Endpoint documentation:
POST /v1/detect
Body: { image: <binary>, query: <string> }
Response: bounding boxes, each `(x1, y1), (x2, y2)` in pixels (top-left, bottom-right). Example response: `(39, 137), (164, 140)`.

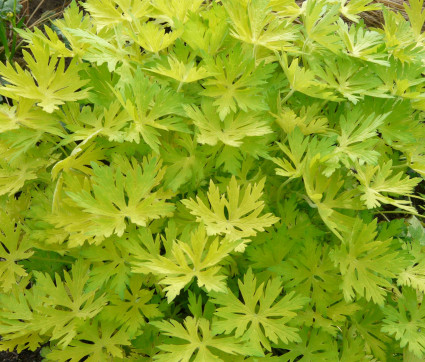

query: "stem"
(281, 88), (295, 104)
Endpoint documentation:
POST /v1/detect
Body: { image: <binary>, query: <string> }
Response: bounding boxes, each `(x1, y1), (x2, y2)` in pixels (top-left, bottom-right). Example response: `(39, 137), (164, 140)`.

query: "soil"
(24, 0), (72, 26)
(0, 348), (44, 361)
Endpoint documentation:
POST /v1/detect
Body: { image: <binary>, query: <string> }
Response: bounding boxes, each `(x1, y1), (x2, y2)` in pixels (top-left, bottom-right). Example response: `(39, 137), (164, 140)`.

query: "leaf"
(338, 20), (389, 66)
(355, 161), (421, 212)
(150, 0), (204, 25)
(276, 53), (338, 100)
(280, 328), (339, 361)
(152, 317), (251, 361)
(184, 99), (272, 147)
(130, 20), (181, 53)
(201, 45), (276, 120)
(45, 318), (131, 361)
(82, 0), (150, 29)
(301, 0), (341, 53)
(0, 39), (89, 113)
(66, 154), (175, 238)
(224, 0), (298, 51)
(330, 218), (407, 305)
(113, 68), (186, 152)
(339, 0), (381, 23)
(382, 287), (425, 358)
(32, 260), (108, 348)
(210, 269), (308, 353)
(146, 53), (213, 86)
(133, 225), (238, 302)
(0, 212), (33, 292)
(182, 176), (279, 242)
(101, 275), (162, 338)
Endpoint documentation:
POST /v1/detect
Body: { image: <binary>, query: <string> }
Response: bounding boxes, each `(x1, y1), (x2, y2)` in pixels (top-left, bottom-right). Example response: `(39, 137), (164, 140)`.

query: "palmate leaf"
(185, 99), (273, 147)
(300, 0), (341, 53)
(279, 328), (339, 361)
(133, 225), (238, 302)
(182, 176), (279, 243)
(179, 4), (229, 55)
(276, 53), (338, 101)
(302, 156), (362, 238)
(0, 212), (33, 292)
(201, 45), (276, 120)
(45, 318), (131, 362)
(355, 160), (421, 212)
(129, 20), (181, 53)
(339, 0), (381, 23)
(0, 39), (89, 113)
(32, 260), (108, 348)
(82, 0), (150, 29)
(224, 0), (298, 51)
(64, 101), (130, 143)
(0, 277), (45, 353)
(338, 20), (389, 66)
(382, 287), (425, 358)
(210, 269), (308, 354)
(100, 275), (162, 338)
(114, 68), (186, 152)
(150, 0), (204, 25)
(146, 53), (213, 87)
(66, 154), (175, 238)
(330, 218), (408, 305)
(312, 56), (385, 103)
(152, 317), (251, 362)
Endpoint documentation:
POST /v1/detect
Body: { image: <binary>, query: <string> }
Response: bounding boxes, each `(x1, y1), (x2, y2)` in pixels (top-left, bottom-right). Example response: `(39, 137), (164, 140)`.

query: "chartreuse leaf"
(150, 0), (204, 25)
(151, 317), (251, 361)
(300, 0), (341, 53)
(129, 20), (182, 53)
(32, 260), (108, 348)
(0, 277), (45, 353)
(45, 318), (131, 361)
(330, 218), (408, 305)
(182, 176), (279, 243)
(178, 3), (228, 55)
(132, 225), (238, 302)
(65, 154), (175, 239)
(114, 68), (186, 152)
(303, 156), (361, 238)
(339, 0), (381, 23)
(82, 0), (150, 29)
(210, 269), (308, 354)
(100, 275), (162, 338)
(202, 45), (276, 120)
(382, 287), (425, 358)
(184, 99), (272, 147)
(0, 212), (33, 292)
(398, 233), (425, 293)
(404, 0), (425, 41)
(0, 39), (89, 113)
(276, 53), (337, 101)
(355, 160), (421, 212)
(338, 20), (389, 66)
(279, 328), (339, 361)
(224, 0), (298, 51)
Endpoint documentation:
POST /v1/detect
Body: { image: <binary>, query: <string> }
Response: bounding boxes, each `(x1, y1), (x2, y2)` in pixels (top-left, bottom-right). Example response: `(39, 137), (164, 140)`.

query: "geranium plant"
(1, 0), (425, 360)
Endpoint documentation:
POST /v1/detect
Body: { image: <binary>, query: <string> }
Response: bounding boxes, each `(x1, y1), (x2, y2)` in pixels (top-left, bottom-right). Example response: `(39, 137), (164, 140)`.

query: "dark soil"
(24, 0), (72, 26)
(0, 348), (43, 361)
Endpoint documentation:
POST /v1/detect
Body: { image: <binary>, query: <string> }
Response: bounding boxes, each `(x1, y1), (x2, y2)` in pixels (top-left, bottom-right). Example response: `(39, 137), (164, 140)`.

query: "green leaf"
(182, 176), (279, 243)
(152, 317), (251, 361)
(133, 225), (238, 302)
(0, 39), (89, 113)
(210, 269), (308, 353)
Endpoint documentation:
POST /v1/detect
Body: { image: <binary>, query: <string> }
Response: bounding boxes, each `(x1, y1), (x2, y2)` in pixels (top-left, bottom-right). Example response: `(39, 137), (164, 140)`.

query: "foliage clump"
(1, 0), (425, 360)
